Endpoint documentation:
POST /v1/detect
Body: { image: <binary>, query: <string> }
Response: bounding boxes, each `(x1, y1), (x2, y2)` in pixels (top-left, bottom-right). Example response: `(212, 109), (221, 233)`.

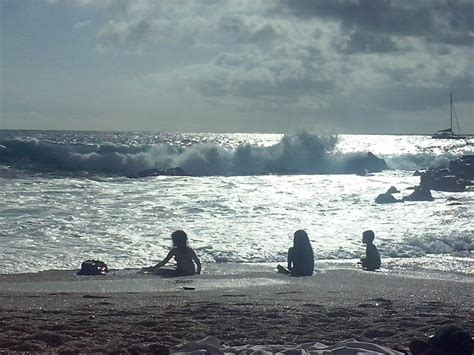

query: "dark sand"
(0, 268), (472, 353)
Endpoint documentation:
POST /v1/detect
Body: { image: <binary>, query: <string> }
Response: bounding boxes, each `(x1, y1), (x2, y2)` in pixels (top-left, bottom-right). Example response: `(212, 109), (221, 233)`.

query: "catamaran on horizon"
(432, 91), (466, 139)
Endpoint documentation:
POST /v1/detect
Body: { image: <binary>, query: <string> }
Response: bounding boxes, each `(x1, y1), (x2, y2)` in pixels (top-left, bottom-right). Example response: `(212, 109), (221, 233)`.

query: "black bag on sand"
(77, 260), (109, 275)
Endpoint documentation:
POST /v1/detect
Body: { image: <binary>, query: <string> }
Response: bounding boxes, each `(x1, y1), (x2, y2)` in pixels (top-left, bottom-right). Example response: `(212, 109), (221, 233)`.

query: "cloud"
(97, 19), (151, 45)
(277, 0), (474, 46)
(37, 0), (473, 133)
(73, 20), (92, 30)
(218, 15), (280, 45)
(339, 30), (398, 53)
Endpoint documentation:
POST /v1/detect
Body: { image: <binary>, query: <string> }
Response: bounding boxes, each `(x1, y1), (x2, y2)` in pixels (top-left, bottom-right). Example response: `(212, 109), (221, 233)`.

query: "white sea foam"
(0, 131), (472, 275)
(1, 132), (472, 177)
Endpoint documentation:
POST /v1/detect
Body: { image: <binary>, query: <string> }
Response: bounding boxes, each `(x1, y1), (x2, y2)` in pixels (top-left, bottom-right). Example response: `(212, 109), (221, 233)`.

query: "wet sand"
(0, 267), (472, 353)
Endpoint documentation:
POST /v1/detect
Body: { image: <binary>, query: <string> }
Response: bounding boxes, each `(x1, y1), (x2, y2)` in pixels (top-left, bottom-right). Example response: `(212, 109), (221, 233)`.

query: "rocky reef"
(419, 155), (474, 192)
(127, 167), (189, 179)
(374, 155), (473, 203)
(345, 152), (388, 174)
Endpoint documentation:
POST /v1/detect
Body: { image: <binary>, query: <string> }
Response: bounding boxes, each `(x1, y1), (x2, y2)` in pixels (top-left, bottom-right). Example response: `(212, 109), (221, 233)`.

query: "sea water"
(0, 130), (472, 275)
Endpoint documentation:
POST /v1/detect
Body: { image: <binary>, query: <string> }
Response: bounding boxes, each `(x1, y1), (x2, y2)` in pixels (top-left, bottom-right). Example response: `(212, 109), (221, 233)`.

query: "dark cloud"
(276, 0), (474, 46)
(219, 16), (279, 44)
(198, 72), (334, 101)
(197, 51), (335, 103)
(126, 19), (151, 42)
(338, 30), (398, 53)
(355, 86), (474, 112)
(98, 19), (151, 45)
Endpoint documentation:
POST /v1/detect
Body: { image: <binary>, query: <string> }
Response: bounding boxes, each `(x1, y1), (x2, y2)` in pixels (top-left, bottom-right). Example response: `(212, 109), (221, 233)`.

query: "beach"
(3, 0), (474, 352)
(0, 266), (472, 353)
(1, 131), (473, 353)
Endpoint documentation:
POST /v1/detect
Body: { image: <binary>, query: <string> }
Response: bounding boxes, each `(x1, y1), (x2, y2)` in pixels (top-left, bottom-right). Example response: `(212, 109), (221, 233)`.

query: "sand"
(0, 266), (472, 353)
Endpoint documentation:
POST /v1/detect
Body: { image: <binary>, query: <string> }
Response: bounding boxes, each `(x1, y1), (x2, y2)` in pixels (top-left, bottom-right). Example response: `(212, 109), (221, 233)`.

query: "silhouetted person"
(277, 230), (314, 276)
(360, 230), (381, 271)
(141, 230), (201, 277)
(409, 325), (473, 355)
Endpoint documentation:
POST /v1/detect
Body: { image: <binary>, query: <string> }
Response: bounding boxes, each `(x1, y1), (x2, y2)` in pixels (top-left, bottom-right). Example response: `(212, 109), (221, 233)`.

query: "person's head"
(362, 230), (375, 244)
(428, 325), (473, 355)
(293, 230), (311, 250)
(410, 325), (473, 355)
(171, 230), (188, 250)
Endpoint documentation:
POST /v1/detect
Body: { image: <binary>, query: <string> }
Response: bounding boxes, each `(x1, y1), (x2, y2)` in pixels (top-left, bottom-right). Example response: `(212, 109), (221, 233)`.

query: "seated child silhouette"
(141, 230), (201, 277)
(277, 230), (314, 276)
(360, 230), (381, 271)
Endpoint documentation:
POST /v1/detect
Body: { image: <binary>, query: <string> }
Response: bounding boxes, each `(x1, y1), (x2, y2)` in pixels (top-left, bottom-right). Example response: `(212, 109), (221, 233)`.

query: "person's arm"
(191, 249), (201, 274)
(143, 249), (174, 271)
(154, 249), (174, 268)
(287, 248), (294, 271)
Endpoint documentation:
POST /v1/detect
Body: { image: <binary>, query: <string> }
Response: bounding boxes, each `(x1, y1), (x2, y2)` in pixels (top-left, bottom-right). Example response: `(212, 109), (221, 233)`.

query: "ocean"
(0, 130), (472, 276)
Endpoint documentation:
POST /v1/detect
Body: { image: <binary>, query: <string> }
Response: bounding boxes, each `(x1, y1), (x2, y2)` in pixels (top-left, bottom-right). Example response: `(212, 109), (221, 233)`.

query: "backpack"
(77, 260), (109, 275)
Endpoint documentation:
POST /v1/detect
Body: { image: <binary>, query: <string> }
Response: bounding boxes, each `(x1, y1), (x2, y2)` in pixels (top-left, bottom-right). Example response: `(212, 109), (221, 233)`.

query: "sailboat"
(432, 91), (466, 139)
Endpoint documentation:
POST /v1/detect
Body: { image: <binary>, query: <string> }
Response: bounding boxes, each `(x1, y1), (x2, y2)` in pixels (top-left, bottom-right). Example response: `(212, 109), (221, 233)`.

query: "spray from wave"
(1, 131), (469, 177)
(0, 132), (344, 176)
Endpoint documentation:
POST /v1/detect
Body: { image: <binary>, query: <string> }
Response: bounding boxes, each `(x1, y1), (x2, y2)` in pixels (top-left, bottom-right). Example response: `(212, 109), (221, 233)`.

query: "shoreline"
(0, 260), (472, 291)
(0, 268), (472, 352)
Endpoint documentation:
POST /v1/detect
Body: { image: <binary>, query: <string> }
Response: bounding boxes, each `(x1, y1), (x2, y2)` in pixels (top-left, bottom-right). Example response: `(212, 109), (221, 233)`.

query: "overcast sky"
(1, 0), (473, 134)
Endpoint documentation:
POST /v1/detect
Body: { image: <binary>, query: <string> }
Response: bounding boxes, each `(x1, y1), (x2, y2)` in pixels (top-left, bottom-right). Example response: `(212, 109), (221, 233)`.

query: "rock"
(449, 155), (474, 182)
(420, 168), (467, 192)
(345, 152), (388, 174)
(375, 193), (402, 204)
(402, 186), (434, 201)
(128, 167), (189, 178)
(386, 186), (399, 194)
(375, 186), (402, 204)
(415, 155), (474, 192)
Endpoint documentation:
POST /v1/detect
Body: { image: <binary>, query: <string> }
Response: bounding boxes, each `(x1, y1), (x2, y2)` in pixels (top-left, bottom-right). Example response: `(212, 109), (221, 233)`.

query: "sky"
(1, 0), (473, 134)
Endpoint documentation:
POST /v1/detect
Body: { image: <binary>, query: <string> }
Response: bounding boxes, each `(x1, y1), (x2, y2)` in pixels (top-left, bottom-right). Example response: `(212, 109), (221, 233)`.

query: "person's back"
(361, 230), (381, 271)
(364, 243), (381, 271)
(278, 230), (314, 276)
(288, 246), (314, 276)
(174, 246), (197, 276)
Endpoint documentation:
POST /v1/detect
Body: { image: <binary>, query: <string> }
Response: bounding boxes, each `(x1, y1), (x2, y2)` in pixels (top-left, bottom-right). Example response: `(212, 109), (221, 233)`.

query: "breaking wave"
(0, 132), (343, 176)
(0, 131), (470, 177)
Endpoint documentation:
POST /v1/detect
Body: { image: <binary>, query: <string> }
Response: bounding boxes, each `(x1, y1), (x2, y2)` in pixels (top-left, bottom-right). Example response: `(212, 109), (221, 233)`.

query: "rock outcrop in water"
(345, 152), (388, 174)
(128, 167), (189, 179)
(449, 155), (474, 181)
(418, 155), (474, 192)
(375, 186), (403, 204)
(402, 186), (434, 201)
(399, 155), (474, 201)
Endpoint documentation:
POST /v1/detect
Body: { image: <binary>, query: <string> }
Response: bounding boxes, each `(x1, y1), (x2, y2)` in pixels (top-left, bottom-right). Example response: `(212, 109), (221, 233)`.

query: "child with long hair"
(277, 230), (314, 276)
(142, 230), (201, 277)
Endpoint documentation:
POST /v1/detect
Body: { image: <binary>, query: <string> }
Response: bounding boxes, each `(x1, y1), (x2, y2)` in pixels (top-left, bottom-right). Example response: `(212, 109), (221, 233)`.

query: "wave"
(383, 154), (452, 171)
(0, 132), (339, 176)
(0, 132), (466, 177)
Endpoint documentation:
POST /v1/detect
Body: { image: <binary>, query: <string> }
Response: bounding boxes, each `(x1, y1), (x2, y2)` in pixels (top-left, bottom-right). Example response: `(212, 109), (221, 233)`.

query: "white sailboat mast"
(450, 91), (453, 132)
